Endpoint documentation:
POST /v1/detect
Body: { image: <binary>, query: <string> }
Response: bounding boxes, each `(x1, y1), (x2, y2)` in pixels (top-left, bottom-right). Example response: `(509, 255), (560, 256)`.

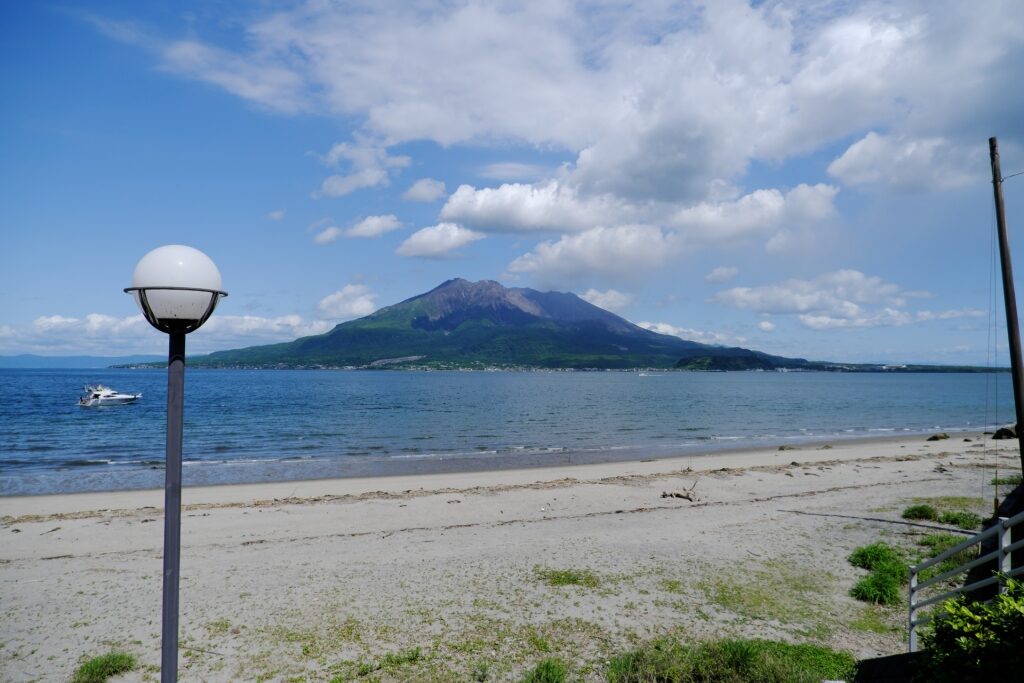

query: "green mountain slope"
(196, 278), (810, 370)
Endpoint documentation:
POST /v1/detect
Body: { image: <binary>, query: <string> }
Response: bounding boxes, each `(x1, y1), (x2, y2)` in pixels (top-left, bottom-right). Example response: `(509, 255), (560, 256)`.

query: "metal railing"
(908, 508), (1024, 651)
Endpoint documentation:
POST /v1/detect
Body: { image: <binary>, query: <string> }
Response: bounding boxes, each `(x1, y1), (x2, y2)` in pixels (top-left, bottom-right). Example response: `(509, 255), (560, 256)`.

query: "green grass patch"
(520, 658), (567, 683)
(903, 501), (982, 530)
(992, 473), (1023, 486)
(472, 660), (492, 681)
(526, 630), (552, 653)
(850, 571), (903, 605)
(845, 532), (975, 616)
(849, 542), (902, 570)
(850, 605), (899, 634)
(661, 578), (684, 594)
(329, 647), (422, 681)
(533, 566), (600, 588)
(700, 559), (834, 637)
(206, 618), (231, 636)
(848, 542), (906, 605)
(605, 638), (856, 683)
(380, 647), (421, 668)
(902, 504), (938, 521)
(912, 496), (985, 511)
(72, 651), (137, 683)
(917, 532), (964, 555)
(937, 510), (981, 530)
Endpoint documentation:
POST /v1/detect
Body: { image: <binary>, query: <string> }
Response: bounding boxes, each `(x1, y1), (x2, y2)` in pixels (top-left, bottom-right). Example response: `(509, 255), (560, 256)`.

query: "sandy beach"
(1, 433), (1016, 681)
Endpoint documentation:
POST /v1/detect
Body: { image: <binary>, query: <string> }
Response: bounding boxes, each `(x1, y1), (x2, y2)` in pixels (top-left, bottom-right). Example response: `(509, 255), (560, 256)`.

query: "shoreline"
(0, 429), (967, 511)
(0, 426), (989, 499)
(3, 432), (1018, 681)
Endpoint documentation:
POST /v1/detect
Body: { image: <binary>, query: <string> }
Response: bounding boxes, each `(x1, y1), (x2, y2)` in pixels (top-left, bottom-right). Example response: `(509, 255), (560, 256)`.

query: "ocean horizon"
(0, 367), (1014, 496)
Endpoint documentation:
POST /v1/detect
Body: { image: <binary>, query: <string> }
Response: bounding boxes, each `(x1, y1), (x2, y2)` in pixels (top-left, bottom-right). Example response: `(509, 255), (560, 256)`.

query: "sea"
(0, 368), (1014, 496)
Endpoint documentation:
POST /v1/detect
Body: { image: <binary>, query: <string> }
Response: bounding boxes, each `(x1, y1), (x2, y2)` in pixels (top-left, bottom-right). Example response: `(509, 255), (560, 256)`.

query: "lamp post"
(125, 245), (226, 683)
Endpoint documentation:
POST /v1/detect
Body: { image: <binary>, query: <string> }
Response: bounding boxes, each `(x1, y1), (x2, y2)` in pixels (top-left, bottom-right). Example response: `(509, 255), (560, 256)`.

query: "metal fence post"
(908, 567), (918, 652)
(998, 516), (1011, 593)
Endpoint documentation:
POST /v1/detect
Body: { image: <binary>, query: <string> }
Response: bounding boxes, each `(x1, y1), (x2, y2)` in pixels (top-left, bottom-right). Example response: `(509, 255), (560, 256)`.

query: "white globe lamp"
(126, 244), (227, 333)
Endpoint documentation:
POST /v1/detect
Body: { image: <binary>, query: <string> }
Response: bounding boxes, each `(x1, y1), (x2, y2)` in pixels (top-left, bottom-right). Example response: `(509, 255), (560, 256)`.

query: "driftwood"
(661, 480), (699, 502)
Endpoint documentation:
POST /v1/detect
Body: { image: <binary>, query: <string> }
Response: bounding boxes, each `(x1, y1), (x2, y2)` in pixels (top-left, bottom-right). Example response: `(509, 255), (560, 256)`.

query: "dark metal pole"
(161, 331), (186, 682)
(990, 137), (1024, 475)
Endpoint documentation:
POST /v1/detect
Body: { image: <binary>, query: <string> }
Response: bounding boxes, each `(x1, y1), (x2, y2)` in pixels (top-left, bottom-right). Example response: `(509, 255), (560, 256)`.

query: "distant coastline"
(0, 354), (163, 369)
(115, 360), (1010, 373)
(0, 354), (1010, 372)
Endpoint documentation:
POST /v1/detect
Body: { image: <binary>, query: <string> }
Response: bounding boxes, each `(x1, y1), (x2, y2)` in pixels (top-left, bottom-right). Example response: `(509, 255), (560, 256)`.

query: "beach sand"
(1, 434), (1017, 681)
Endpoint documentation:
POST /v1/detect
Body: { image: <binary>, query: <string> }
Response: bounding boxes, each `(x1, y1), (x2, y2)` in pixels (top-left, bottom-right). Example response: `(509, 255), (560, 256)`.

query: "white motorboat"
(78, 385), (142, 407)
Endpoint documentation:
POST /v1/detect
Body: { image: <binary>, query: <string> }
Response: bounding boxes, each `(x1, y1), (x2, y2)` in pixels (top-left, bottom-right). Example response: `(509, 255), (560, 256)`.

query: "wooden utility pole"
(990, 136), (1024, 475)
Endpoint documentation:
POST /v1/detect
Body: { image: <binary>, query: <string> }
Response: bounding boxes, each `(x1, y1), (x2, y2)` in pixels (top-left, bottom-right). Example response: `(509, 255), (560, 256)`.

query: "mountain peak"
(200, 278), (802, 370)
(411, 278), (546, 324)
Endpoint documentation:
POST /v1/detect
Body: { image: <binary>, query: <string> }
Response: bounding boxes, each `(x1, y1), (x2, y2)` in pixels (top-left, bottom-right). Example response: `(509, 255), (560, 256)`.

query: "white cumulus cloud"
(714, 270), (907, 317)
(441, 181), (628, 234)
(800, 308), (983, 330)
(402, 178), (447, 202)
(713, 270), (983, 330)
(200, 315), (334, 343)
(313, 226), (342, 245)
(396, 223), (485, 259)
(96, 1), (1024, 212)
(671, 184), (838, 244)
(1, 312), (333, 355)
(346, 215), (403, 238)
(705, 266), (738, 283)
(315, 136), (410, 198)
(507, 225), (679, 284)
(828, 132), (981, 191)
(580, 288), (633, 313)
(317, 284), (378, 320)
(636, 321), (744, 347)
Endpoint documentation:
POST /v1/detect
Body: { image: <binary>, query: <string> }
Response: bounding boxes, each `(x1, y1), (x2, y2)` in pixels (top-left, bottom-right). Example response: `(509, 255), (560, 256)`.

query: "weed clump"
(937, 510), (981, 530)
(605, 638), (856, 683)
(333, 647), (422, 680)
(533, 566), (600, 588)
(72, 652), (136, 683)
(902, 504), (938, 521)
(902, 503), (982, 530)
(520, 658), (567, 683)
(848, 542), (905, 605)
(849, 542), (902, 570)
(851, 571), (903, 605)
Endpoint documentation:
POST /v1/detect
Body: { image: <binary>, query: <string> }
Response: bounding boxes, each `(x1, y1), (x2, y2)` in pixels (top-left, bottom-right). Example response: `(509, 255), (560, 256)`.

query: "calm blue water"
(0, 368), (1014, 495)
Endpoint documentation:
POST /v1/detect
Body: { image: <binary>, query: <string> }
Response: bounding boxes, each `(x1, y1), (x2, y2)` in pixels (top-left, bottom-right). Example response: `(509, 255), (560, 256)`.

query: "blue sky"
(2, 0), (1023, 364)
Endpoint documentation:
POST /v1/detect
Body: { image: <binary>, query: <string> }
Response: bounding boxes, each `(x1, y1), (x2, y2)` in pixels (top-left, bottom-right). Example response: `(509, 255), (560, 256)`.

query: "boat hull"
(79, 395), (141, 407)
(78, 385), (142, 407)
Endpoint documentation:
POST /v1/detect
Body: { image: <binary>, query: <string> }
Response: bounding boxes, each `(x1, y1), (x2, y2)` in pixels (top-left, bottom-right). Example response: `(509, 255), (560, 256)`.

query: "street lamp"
(125, 245), (226, 683)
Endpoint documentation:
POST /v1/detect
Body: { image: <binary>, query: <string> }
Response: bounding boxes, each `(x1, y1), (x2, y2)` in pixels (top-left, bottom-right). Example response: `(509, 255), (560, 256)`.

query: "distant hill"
(0, 354), (164, 369)
(195, 278), (812, 370)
